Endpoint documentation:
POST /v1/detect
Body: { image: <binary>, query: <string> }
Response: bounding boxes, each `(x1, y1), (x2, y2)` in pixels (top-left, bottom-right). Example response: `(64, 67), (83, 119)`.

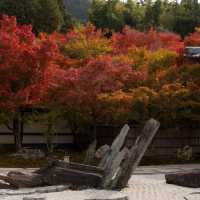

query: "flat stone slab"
(0, 185), (69, 196)
(85, 198), (129, 200)
(23, 198), (46, 200)
(166, 170), (200, 188)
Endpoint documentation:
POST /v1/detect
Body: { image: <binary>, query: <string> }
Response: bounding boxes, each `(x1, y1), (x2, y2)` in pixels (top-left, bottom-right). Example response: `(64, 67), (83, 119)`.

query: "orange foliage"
(185, 27), (200, 46)
(0, 16), (199, 128)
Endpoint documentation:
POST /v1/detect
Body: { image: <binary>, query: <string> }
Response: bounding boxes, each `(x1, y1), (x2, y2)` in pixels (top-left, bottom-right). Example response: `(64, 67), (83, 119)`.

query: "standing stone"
(95, 145), (110, 159)
(99, 124), (130, 170)
(117, 119), (160, 188)
(84, 140), (97, 165)
(102, 148), (130, 189)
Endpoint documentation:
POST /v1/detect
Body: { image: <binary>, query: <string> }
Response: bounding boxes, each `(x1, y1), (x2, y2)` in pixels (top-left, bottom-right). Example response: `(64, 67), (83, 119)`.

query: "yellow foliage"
(98, 90), (133, 105)
(63, 26), (112, 60)
(127, 47), (150, 69)
(148, 49), (177, 72)
(195, 27), (200, 34)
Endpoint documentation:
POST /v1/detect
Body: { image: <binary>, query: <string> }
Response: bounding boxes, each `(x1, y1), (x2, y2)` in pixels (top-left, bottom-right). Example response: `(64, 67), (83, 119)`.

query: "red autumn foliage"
(0, 15), (61, 112)
(184, 27), (200, 46)
(50, 56), (142, 105)
(42, 55), (145, 126)
(112, 26), (184, 54)
(0, 15), (199, 137)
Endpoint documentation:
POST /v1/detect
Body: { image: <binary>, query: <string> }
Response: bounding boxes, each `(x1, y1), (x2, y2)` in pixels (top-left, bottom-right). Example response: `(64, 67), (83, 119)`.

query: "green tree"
(0, 0), (72, 34)
(89, 0), (125, 32)
(123, 0), (144, 29)
(143, 0), (162, 29)
(89, 0), (145, 32)
(0, 0), (37, 25)
(160, 0), (200, 37)
(57, 0), (73, 32)
(175, 0), (200, 37)
(34, 0), (64, 33)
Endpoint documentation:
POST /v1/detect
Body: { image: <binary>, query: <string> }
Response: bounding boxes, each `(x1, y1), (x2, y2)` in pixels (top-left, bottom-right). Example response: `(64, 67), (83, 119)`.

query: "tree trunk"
(20, 110), (24, 143)
(46, 119), (55, 153)
(13, 110), (22, 151)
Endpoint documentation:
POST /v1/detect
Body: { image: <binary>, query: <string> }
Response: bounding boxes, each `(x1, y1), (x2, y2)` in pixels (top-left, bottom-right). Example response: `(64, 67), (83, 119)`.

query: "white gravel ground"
(0, 164), (200, 200)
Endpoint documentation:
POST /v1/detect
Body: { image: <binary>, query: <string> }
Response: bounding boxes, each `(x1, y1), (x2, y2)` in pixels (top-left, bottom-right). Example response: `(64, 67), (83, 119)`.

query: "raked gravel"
(0, 164), (200, 200)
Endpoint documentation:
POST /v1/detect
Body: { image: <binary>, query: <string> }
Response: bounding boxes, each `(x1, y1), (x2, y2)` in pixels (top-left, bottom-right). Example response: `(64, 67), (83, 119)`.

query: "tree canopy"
(89, 0), (200, 37)
(0, 0), (73, 34)
(0, 14), (200, 150)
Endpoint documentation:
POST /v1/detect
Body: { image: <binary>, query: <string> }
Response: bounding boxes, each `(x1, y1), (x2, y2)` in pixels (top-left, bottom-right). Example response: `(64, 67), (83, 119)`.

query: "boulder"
(165, 170), (200, 188)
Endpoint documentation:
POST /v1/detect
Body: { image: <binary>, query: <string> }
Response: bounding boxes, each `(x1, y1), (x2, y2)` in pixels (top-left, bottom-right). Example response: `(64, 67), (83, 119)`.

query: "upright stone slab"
(95, 145), (110, 159)
(84, 140), (97, 165)
(117, 118), (160, 188)
(102, 147), (130, 189)
(98, 124), (130, 170)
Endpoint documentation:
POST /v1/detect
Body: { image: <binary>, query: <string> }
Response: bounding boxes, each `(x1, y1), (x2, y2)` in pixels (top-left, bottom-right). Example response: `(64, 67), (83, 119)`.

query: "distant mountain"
(63, 0), (92, 22)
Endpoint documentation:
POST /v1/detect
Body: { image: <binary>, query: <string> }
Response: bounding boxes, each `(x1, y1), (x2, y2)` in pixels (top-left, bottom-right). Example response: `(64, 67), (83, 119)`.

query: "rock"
(12, 148), (45, 160)
(177, 145), (193, 161)
(95, 145), (110, 159)
(0, 182), (14, 189)
(0, 171), (44, 188)
(166, 170), (200, 188)
(0, 119), (159, 191)
(23, 198), (46, 200)
(102, 148), (130, 189)
(117, 119), (160, 189)
(63, 156), (70, 163)
(85, 197), (129, 200)
(99, 124), (130, 170)
(35, 185), (70, 193)
(84, 140), (97, 164)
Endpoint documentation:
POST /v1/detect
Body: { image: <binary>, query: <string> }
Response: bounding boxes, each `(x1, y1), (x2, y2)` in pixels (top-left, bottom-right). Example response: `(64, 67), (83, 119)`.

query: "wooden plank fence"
(94, 125), (200, 157)
(0, 121), (73, 145)
(0, 122), (199, 157)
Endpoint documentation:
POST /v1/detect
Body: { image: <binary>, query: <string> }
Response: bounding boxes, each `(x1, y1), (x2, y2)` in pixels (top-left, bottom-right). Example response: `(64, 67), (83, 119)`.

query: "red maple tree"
(112, 26), (184, 54)
(0, 16), (61, 150)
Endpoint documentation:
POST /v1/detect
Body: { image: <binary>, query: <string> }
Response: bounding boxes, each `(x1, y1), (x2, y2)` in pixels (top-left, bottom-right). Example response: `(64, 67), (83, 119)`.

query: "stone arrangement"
(0, 119), (160, 191)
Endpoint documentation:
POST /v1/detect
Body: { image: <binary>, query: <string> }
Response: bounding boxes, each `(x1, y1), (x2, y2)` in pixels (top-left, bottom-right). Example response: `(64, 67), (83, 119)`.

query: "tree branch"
(4, 123), (13, 131)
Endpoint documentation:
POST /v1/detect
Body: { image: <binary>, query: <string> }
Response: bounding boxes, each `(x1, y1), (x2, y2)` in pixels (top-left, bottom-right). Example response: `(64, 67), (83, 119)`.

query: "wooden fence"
(0, 122), (199, 157)
(0, 121), (73, 145)
(94, 125), (200, 157)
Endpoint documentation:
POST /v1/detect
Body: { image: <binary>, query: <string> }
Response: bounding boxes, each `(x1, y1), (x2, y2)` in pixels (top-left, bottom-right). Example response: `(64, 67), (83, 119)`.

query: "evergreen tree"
(0, 0), (73, 34)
